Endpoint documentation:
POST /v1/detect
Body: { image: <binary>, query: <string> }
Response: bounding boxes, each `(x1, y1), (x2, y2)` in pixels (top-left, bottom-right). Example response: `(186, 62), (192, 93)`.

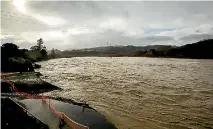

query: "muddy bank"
(1, 72), (61, 93)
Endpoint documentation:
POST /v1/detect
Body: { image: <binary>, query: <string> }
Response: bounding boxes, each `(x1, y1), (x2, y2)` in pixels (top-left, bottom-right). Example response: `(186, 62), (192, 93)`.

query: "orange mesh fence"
(61, 113), (89, 129)
(1, 74), (89, 129)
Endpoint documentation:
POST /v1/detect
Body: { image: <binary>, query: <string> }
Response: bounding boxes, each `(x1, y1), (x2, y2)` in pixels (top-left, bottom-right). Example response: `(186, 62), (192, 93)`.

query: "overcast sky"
(1, 1), (213, 50)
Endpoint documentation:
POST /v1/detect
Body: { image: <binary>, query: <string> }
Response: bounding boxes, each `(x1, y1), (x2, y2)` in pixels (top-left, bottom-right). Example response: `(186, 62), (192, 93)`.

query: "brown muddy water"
(37, 57), (213, 129)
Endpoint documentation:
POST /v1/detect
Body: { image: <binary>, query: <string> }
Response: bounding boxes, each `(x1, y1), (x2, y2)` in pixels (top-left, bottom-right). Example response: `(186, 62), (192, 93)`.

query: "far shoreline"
(45, 56), (213, 60)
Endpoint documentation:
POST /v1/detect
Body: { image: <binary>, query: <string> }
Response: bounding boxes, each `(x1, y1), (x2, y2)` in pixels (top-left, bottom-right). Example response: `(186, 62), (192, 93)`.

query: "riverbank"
(1, 72), (61, 93)
(1, 71), (118, 129)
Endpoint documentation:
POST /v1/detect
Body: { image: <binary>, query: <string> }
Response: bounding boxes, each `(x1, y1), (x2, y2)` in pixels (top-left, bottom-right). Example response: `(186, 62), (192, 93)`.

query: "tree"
(1, 43), (20, 58)
(1, 43), (35, 72)
(40, 49), (48, 59)
(30, 46), (39, 51)
(50, 48), (56, 58)
(30, 38), (44, 51)
(134, 50), (143, 56)
(150, 49), (158, 56)
(37, 38), (44, 50)
(29, 38), (48, 61)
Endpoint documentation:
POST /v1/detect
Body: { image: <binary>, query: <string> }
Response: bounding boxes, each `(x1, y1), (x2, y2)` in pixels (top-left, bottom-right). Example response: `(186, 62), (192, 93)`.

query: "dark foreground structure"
(21, 99), (117, 129)
(1, 96), (118, 129)
(2, 97), (49, 129)
(1, 72), (117, 129)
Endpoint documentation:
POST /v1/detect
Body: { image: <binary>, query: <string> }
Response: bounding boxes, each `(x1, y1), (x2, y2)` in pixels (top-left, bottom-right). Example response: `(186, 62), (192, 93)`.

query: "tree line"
(1, 38), (48, 72)
(2, 38), (212, 72)
(134, 39), (213, 59)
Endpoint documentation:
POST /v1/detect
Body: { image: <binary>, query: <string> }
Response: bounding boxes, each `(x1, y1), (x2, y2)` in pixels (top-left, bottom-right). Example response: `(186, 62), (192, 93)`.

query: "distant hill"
(47, 39), (213, 59)
(133, 39), (213, 59)
(53, 45), (175, 57)
(86, 45), (175, 54)
(166, 39), (213, 59)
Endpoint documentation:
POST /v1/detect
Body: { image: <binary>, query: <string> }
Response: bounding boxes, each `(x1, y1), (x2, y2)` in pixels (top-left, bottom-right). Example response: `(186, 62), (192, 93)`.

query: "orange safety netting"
(1, 74), (89, 129)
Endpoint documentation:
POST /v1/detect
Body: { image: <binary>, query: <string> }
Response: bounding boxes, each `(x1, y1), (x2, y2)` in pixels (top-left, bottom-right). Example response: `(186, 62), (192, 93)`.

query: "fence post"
(49, 98), (50, 108)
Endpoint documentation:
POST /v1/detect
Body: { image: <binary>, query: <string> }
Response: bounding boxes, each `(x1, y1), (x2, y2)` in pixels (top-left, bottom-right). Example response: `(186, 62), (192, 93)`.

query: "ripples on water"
(37, 57), (213, 129)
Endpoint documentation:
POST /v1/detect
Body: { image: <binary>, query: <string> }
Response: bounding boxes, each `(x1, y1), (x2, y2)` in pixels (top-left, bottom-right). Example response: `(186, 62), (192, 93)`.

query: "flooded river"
(37, 57), (213, 129)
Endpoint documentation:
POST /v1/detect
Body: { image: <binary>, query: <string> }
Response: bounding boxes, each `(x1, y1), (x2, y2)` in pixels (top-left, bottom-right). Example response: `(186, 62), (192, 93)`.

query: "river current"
(37, 57), (213, 129)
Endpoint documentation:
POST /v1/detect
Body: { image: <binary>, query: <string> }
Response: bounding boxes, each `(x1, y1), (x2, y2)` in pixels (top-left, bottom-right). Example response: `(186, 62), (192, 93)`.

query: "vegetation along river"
(37, 57), (213, 129)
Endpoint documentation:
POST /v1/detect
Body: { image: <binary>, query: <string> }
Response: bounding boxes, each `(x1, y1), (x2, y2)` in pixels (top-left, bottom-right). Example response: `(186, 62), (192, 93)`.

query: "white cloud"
(99, 17), (127, 31)
(67, 28), (98, 35)
(13, 0), (27, 14)
(1, 1), (213, 49)
(12, 0), (66, 26)
(32, 15), (66, 26)
(0, 34), (15, 39)
(20, 31), (64, 43)
(0, 34), (16, 45)
(156, 24), (213, 40)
